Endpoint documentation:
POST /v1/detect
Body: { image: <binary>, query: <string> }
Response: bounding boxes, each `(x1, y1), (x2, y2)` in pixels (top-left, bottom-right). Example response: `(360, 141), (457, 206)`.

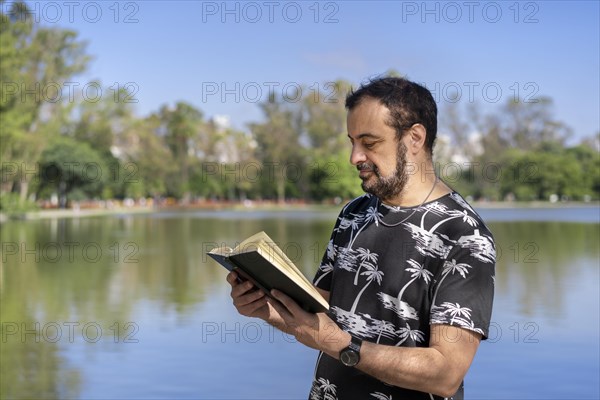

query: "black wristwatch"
(339, 336), (362, 367)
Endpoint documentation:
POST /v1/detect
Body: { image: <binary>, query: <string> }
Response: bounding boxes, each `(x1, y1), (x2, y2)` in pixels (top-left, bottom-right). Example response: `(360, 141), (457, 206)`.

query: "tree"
(301, 80), (362, 200)
(567, 142), (600, 200)
(0, 1), (90, 207)
(120, 114), (176, 198)
(502, 97), (572, 151)
(160, 102), (204, 200)
(499, 144), (597, 201)
(250, 93), (303, 203)
(37, 136), (107, 207)
(183, 115), (259, 201)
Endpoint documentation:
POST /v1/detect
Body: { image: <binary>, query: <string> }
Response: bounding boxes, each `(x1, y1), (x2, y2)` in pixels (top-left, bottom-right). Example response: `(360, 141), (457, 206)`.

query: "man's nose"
(350, 145), (367, 166)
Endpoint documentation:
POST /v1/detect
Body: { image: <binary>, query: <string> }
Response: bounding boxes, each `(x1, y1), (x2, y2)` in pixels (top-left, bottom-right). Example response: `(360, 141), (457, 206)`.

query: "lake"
(1, 206), (598, 399)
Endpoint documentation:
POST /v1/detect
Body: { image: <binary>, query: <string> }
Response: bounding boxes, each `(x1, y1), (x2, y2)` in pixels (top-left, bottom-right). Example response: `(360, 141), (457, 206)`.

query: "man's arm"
(269, 289), (481, 398)
(356, 324), (480, 397)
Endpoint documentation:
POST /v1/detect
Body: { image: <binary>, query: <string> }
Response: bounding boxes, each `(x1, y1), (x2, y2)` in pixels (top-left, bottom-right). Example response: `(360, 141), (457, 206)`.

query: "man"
(227, 76), (495, 399)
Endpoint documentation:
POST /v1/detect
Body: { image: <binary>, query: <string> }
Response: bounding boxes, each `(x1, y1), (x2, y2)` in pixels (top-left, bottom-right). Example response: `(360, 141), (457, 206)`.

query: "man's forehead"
(347, 98), (390, 124)
(347, 99), (393, 139)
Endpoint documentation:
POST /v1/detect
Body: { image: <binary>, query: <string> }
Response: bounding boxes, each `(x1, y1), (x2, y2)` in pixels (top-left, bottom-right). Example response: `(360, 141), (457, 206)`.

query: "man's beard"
(357, 141), (408, 201)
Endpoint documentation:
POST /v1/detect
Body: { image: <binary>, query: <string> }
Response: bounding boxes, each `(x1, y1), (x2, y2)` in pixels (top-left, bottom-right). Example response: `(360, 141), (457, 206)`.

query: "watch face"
(340, 349), (359, 366)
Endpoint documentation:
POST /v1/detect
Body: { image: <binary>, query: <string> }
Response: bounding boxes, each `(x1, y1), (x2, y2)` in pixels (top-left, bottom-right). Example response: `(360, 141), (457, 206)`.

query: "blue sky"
(19, 0), (600, 142)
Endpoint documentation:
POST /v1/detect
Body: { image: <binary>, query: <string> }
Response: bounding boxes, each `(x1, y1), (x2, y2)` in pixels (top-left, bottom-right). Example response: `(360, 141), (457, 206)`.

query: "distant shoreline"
(1, 200), (598, 222)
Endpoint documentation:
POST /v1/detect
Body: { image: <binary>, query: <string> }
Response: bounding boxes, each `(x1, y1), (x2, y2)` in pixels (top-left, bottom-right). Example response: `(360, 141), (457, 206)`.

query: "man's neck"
(381, 161), (452, 207)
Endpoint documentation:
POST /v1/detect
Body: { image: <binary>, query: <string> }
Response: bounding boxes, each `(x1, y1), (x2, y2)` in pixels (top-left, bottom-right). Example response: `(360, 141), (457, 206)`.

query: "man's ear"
(406, 123), (427, 154)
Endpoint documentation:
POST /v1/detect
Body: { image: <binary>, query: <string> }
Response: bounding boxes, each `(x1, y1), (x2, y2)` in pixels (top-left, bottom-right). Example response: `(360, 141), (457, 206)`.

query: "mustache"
(357, 163), (377, 172)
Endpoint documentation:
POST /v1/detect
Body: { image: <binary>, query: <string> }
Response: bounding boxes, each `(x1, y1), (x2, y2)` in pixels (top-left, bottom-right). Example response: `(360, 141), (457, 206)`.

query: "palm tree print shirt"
(310, 192), (495, 400)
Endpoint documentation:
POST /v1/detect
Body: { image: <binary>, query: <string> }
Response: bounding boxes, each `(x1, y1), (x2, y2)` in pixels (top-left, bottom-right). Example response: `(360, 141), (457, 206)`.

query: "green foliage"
(309, 152), (362, 200)
(0, 192), (37, 213)
(0, 1), (89, 207)
(37, 136), (107, 207)
(437, 98), (599, 202)
(1, 8), (597, 207)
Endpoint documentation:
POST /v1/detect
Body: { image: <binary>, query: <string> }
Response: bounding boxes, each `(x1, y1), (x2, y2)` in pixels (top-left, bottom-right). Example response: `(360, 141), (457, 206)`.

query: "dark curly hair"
(345, 76), (437, 155)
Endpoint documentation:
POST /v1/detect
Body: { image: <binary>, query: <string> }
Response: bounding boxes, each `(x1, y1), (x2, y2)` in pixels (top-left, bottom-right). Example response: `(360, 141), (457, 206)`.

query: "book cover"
(207, 232), (329, 313)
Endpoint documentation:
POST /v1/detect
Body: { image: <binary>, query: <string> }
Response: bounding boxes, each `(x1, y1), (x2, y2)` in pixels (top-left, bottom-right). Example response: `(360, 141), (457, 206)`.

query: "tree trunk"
(19, 179), (29, 205)
(277, 176), (285, 205)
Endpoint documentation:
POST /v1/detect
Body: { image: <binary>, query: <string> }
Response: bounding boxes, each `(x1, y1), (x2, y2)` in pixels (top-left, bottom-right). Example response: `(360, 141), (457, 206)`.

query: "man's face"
(347, 97), (409, 202)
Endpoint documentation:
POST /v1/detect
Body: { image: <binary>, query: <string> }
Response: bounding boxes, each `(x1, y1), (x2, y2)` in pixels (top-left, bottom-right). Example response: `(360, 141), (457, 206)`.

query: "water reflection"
(490, 222), (599, 319)
(0, 209), (598, 399)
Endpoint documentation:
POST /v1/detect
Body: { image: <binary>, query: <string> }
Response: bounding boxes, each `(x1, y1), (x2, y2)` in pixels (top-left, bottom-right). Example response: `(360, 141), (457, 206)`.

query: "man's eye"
(364, 142), (376, 149)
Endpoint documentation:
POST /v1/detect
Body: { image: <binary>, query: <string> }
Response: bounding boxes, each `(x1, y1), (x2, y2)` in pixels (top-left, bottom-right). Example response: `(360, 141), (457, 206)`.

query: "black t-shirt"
(310, 192), (496, 400)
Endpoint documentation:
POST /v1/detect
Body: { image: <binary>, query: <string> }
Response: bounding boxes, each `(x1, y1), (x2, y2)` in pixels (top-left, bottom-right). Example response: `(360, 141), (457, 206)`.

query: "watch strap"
(348, 335), (362, 352)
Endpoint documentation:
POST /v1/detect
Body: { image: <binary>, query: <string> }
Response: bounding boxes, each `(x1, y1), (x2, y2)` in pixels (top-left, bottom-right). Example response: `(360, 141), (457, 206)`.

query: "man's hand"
(269, 289), (350, 357)
(226, 271), (267, 317)
(226, 271), (283, 326)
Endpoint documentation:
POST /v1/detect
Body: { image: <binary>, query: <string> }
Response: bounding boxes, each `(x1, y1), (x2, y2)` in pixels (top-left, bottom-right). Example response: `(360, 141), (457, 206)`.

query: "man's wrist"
(321, 325), (352, 359)
(339, 335), (363, 367)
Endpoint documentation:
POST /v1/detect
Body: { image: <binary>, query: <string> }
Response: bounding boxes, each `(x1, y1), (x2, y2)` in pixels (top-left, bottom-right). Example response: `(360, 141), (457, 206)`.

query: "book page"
(216, 231), (327, 306)
(234, 231), (272, 252)
(234, 232), (305, 280)
(208, 246), (233, 256)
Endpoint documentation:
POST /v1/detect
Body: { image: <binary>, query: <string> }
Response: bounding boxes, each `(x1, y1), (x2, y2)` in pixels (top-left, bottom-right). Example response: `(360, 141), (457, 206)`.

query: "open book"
(207, 231), (329, 313)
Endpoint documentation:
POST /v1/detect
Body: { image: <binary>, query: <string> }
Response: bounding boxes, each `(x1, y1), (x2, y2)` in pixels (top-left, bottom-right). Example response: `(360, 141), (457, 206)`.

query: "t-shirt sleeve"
(312, 207), (347, 292)
(312, 230), (338, 292)
(429, 227), (496, 339)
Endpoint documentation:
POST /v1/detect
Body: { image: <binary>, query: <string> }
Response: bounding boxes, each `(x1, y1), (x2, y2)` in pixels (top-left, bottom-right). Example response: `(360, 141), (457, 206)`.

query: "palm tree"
(337, 214), (361, 232)
(350, 263), (384, 314)
(317, 378), (337, 400)
(442, 302), (472, 324)
(370, 392), (393, 399)
(353, 247), (379, 285)
(419, 202), (448, 229)
(363, 205), (383, 227)
(450, 192), (477, 214)
(396, 259), (433, 302)
(429, 209), (479, 233)
(314, 262), (333, 286)
(347, 206), (382, 248)
(371, 319), (396, 343)
(431, 259), (472, 306)
(395, 322), (425, 346)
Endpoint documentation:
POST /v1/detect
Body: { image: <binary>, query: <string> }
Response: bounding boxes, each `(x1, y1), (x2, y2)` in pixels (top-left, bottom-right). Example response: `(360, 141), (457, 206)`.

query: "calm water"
(1, 207), (598, 399)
